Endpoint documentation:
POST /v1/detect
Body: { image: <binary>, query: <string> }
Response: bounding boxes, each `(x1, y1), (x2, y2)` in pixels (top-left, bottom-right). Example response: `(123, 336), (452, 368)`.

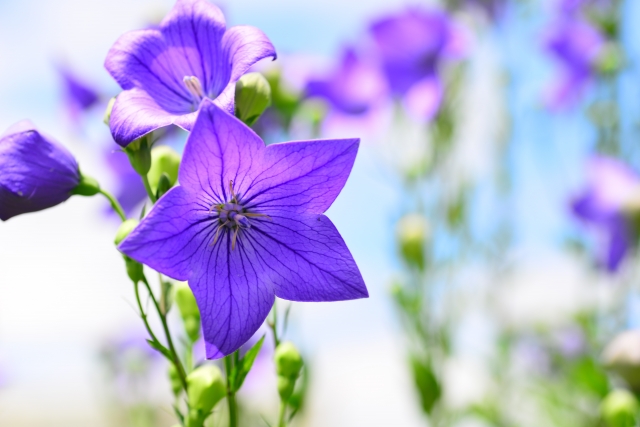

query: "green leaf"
(411, 356), (441, 415)
(233, 335), (265, 392)
(146, 339), (173, 360)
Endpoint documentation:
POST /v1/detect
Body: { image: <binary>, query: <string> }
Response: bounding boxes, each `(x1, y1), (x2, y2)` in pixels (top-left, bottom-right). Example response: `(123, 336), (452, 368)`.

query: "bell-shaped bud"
(275, 342), (303, 379)
(277, 375), (296, 402)
(601, 389), (638, 427)
(71, 173), (101, 196)
(124, 135), (152, 176)
(396, 214), (429, 271)
(175, 282), (201, 342)
(187, 365), (226, 420)
(235, 72), (272, 126)
(603, 330), (640, 390)
(156, 173), (172, 199)
(148, 146), (181, 195)
(0, 120), (82, 221)
(104, 97), (116, 126)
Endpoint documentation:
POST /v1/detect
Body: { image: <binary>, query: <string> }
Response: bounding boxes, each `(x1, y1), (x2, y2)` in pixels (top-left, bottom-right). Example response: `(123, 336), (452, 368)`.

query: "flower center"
(210, 180), (269, 250)
(183, 76), (205, 100)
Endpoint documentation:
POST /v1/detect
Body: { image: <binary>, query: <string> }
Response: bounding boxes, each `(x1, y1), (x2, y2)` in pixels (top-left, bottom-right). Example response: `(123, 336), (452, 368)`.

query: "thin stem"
(141, 274), (188, 391)
(278, 400), (287, 427)
(142, 174), (157, 204)
(225, 355), (238, 427)
(98, 188), (126, 221)
(134, 280), (161, 345)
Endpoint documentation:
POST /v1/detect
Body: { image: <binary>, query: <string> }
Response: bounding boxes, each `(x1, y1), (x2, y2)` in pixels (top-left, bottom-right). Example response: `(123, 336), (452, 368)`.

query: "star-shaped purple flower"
(119, 99), (368, 358)
(571, 156), (640, 271)
(57, 65), (101, 121)
(0, 121), (80, 221)
(105, 0), (276, 147)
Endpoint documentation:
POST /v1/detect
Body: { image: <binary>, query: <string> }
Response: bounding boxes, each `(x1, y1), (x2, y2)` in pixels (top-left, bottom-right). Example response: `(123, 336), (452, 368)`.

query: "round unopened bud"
(72, 173), (101, 196)
(104, 97), (116, 126)
(175, 282), (201, 342)
(275, 342), (303, 379)
(396, 214), (428, 271)
(148, 146), (181, 194)
(277, 375), (296, 401)
(601, 389), (638, 427)
(187, 365), (226, 415)
(235, 72), (272, 126)
(603, 330), (640, 390)
(125, 135), (152, 176)
(114, 219), (140, 245)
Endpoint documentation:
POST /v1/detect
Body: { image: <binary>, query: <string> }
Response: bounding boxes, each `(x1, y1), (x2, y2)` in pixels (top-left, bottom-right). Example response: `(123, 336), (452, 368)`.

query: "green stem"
(278, 400), (287, 427)
(98, 188), (126, 221)
(141, 274), (188, 392)
(225, 355), (238, 427)
(134, 280), (161, 345)
(142, 174), (157, 204)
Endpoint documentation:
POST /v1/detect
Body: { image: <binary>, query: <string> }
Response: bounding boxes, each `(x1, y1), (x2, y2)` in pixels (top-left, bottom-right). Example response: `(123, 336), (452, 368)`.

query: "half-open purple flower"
(105, 0), (276, 147)
(119, 99), (368, 358)
(369, 8), (463, 120)
(571, 156), (640, 271)
(305, 48), (387, 116)
(543, 17), (604, 109)
(0, 121), (80, 221)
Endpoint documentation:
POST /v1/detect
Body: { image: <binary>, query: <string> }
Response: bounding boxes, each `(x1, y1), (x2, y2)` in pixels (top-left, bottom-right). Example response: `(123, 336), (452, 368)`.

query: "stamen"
(243, 212), (271, 220)
(183, 76), (204, 99)
(231, 227), (239, 250)
(229, 180), (237, 202)
(211, 221), (229, 246)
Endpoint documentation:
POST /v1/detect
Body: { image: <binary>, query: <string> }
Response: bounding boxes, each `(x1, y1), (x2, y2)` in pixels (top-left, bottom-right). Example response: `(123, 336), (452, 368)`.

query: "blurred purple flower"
(305, 48), (387, 115)
(119, 100), (368, 358)
(544, 17), (604, 109)
(553, 327), (586, 357)
(57, 65), (101, 121)
(571, 156), (640, 271)
(0, 121), (80, 221)
(105, 0), (276, 146)
(369, 8), (464, 120)
(104, 149), (147, 216)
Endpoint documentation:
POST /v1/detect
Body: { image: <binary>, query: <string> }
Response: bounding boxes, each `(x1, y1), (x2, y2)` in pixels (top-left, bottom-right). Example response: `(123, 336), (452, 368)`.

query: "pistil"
(183, 76), (205, 100)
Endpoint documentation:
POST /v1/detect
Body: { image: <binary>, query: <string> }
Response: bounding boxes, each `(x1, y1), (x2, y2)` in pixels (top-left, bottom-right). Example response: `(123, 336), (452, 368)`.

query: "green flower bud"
(156, 173), (172, 199)
(277, 375), (296, 401)
(114, 219), (143, 282)
(187, 365), (226, 415)
(114, 219), (139, 245)
(104, 97), (116, 126)
(275, 342), (303, 379)
(597, 42), (624, 76)
(125, 135), (152, 176)
(168, 363), (182, 397)
(601, 389), (638, 427)
(396, 214), (428, 271)
(175, 282), (201, 342)
(148, 146), (181, 194)
(235, 72), (272, 126)
(71, 173), (101, 196)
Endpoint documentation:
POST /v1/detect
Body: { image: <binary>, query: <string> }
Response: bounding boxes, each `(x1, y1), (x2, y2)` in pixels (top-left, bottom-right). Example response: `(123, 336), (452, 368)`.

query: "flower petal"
(160, 0), (229, 97)
(244, 214), (368, 301)
(109, 88), (197, 146)
(190, 234), (275, 359)
(217, 25), (276, 112)
(242, 138), (359, 214)
(119, 186), (211, 281)
(105, 29), (193, 112)
(179, 99), (265, 203)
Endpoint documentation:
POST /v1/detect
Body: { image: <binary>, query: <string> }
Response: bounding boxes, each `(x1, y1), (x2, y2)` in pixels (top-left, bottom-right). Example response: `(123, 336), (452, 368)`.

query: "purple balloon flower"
(544, 17), (604, 109)
(370, 8), (462, 96)
(305, 48), (387, 115)
(119, 99), (368, 358)
(571, 156), (640, 271)
(57, 65), (101, 121)
(0, 121), (80, 221)
(104, 0), (276, 147)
